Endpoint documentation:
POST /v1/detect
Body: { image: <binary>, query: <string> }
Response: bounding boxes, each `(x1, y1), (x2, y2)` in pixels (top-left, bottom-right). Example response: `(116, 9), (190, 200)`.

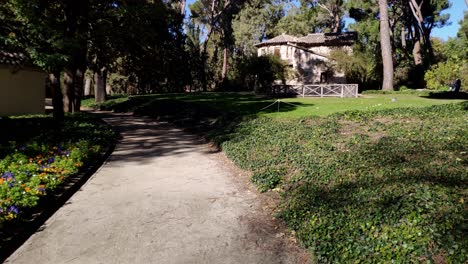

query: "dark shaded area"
(0, 117), (56, 147)
(94, 93), (311, 142)
(93, 112), (214, 165)
(422, 91), (468, 100)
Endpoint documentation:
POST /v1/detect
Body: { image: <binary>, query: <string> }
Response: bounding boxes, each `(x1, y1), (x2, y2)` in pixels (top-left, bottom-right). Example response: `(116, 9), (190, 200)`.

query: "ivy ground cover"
(0, 113), (116, 226)
(219, 103), (467, 263)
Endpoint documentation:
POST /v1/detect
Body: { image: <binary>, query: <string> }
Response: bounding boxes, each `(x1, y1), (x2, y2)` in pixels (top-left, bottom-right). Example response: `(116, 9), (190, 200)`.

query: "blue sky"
(185, 0), (467, 40)
(431, 1), (467, 40)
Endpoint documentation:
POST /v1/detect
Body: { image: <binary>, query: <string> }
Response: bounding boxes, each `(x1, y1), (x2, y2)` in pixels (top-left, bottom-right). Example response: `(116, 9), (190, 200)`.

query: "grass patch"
(86, 92), (465, 118)
(0, 113), (116, 226)
(81, 94), (129, 109)
(88, 92), (467, 262)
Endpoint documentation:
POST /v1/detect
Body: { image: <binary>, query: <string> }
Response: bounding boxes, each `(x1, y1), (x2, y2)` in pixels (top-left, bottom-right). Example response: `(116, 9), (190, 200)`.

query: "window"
(274, 47), (281, 57)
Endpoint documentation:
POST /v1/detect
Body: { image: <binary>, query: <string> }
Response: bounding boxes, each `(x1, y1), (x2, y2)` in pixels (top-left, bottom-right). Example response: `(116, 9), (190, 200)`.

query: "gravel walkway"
(6, 112), (308, 264)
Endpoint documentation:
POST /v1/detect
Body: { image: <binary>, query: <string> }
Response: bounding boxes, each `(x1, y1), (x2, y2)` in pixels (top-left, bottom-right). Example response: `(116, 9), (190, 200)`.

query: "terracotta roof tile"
(257, 32), (357, 47)
(0, 50), (27, 66)
(255, 33), (297, 46)
(297, 33), (325, 44)
(297, 32), (357, 45)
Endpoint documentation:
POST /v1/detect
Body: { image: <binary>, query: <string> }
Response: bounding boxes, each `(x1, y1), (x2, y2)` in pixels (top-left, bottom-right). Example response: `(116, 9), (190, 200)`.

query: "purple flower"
(8, 206), (19, 214)
(19, 145), (26, 151)
(47, 157), (55, 164)
(2, 172), (15, 181)
(39, 164), (50, 170)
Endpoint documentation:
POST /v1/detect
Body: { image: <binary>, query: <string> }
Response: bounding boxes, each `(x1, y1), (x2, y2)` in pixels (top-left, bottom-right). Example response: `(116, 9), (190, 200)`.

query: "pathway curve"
(6, 112), (308, 264)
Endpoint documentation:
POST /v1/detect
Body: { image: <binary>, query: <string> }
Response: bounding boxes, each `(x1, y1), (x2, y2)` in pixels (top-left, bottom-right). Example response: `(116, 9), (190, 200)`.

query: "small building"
(255, 32), (356, 84)
(0, 50), (45, 116)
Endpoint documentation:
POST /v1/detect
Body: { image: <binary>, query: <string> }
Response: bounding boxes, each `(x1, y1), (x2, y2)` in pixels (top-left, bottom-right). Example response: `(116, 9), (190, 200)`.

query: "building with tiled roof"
(255, 32), (357, 84)
(255, 33), (298, 47)
(0, 50), (45, 116)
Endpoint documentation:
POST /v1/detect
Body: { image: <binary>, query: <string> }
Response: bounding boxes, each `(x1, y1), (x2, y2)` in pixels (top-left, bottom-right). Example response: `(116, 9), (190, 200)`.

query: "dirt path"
(6, 112), (309, 264)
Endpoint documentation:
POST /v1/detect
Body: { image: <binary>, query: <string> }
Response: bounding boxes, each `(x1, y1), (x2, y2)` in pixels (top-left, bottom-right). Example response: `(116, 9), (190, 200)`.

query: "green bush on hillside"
(425, 60), (467, 91)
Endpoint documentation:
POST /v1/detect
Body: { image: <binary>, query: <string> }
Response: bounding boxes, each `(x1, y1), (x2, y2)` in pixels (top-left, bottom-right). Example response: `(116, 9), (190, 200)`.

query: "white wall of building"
(258, 44), (350, 84)
(0, 66), (46, 116)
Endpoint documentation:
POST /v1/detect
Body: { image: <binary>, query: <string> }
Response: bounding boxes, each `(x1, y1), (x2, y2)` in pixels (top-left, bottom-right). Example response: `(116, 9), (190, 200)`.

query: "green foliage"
(425, 60), (468, 91)
(0, 114), (116, 225)
(361, 90), (430, 95)
(252, 167), (286, 192)
(220, 102), (468, 263)
(425, 11), (468, 91)
(330, 48), (379, 89)
(232, 0), (283, 55)
(236, 55), (294, 93)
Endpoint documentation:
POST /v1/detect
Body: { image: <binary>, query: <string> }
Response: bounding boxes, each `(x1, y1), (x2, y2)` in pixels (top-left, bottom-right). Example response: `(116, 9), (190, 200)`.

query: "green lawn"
(82, 92), (465, 118)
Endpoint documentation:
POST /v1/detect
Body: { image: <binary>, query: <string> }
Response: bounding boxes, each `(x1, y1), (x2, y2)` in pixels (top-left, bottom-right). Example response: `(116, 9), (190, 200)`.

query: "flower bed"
(0, 114), (116, 225)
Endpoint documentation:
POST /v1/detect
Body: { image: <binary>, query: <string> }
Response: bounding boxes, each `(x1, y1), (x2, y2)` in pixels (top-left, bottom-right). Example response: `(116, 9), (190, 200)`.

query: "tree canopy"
(0, 0), (464, 109)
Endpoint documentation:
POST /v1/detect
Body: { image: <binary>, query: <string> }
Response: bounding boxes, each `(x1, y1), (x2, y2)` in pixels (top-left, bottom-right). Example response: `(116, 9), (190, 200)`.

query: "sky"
(185, 0), (467, 40)
(431, 0), (467, 40)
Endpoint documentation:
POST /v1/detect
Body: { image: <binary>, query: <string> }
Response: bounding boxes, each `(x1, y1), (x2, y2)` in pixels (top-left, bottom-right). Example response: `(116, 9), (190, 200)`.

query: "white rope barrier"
(259, 99), (305, 112)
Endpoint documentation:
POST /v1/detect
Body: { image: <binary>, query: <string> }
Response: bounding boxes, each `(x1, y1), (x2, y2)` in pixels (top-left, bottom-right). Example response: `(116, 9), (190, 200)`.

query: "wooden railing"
(271, 84), (359, 98)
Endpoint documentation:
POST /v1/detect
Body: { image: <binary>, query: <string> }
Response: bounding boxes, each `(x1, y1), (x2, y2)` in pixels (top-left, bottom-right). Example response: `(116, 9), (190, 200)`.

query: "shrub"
(425, 60), (467, 91)
(235, 54), (295, 93)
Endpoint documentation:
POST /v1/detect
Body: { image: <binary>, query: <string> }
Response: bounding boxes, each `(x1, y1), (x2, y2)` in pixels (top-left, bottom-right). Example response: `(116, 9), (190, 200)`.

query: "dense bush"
(425, 60), (467, 91)
(0, 114), (116, 225)
(235, 54), (295, 93)
(219, 102), (467, 263)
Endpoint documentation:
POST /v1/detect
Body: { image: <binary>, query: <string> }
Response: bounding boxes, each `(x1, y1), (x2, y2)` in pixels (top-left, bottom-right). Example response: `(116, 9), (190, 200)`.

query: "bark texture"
(63, 71), (74, 112)
(49, 73), (64, 120)
(94, 68), (107, 103)
(222, 48), (228, 80)
(378, 0), (394, 91)
(84, 77), (92, 96)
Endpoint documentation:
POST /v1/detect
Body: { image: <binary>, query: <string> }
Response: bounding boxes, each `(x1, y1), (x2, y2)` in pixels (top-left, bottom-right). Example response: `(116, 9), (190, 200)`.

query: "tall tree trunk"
(222, 48), (228, 80)
(401, 26), (406, 49)
(49, 72), (64, 120)
(378, 0), (394, 91)
(63, 71), (74, 112)
(94, 67), (107, 103)
(84, 77), (92, 96)
(408, 0), (434, 63)
(73, 68), (84, 112)
(333, 13), (341, 33)
(180, 0), (186, 15)
(412, 38), (423, 66)
(201, 37), (211, 92)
